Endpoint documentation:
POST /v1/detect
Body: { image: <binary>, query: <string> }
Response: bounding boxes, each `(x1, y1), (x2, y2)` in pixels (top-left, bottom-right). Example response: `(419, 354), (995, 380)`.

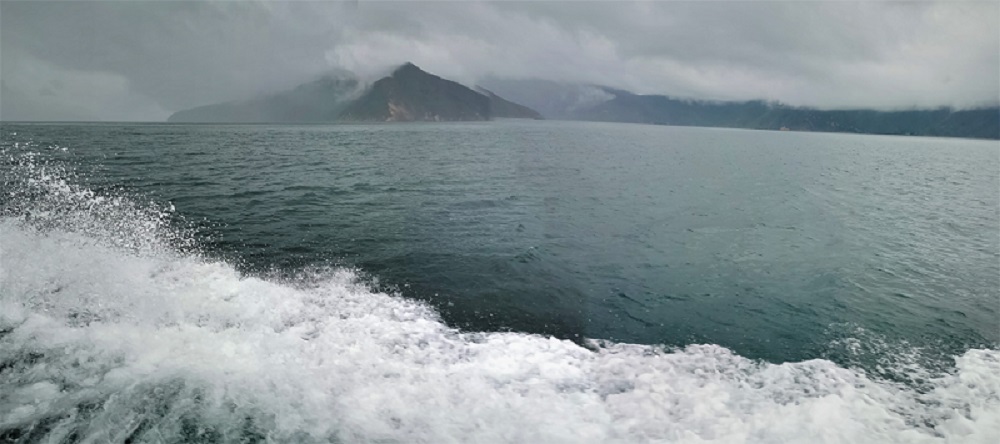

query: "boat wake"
(1, 142), (998, 443)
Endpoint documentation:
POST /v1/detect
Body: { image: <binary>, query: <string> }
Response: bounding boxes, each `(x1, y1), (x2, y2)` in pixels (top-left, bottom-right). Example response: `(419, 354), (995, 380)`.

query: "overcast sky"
(1, 0), (997, 121)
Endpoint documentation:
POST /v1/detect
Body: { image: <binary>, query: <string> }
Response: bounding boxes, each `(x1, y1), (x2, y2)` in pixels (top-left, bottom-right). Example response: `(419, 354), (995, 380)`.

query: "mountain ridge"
(168, 67), (998, 139)
(337, 63), (491, 122)
(475, 86), (543, 120)
(479, 78), (1000, 139)
(168, 63), (542, 123)
(166, 73), (362, 123)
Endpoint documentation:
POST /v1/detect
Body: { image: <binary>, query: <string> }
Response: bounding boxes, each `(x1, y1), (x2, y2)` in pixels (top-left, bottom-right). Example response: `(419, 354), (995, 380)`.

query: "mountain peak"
(169, 63), (542, 124)
(341, 63), (489, 122)
(393, 62), (423, 76)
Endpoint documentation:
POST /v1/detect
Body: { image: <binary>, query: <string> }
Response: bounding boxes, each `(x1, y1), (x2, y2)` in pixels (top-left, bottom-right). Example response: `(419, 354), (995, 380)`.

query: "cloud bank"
(2, 0), (997, 121)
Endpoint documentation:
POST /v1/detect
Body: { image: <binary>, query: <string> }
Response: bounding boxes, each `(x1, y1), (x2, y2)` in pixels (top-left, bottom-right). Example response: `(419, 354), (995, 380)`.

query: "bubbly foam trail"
(3, 222), (999, 444)
(2, 144), (999, 443)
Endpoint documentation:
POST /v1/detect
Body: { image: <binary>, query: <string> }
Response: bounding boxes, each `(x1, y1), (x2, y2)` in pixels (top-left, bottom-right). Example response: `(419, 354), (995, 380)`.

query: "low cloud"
(2, 1), (997, 121)
(1, 50), (169, 121)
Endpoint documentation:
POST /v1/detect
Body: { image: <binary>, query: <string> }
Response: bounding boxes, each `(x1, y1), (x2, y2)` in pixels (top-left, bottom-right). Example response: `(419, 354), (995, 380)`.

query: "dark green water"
(1, 121), (998, 443)
(6, 121), (999, 360)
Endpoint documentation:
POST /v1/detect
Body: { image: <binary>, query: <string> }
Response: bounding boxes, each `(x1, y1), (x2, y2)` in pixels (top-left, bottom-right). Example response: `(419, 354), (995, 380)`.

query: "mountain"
(167, 73), (361, 123)
(476, 87), (543, 120)
(339, 63), (545, 121)
(480, 78), (1000, 139)
(477, 78), (614, 119)
(574, 90), (1000, 139)
(338, 63), (490, 122)
(169, 63), (542, 123)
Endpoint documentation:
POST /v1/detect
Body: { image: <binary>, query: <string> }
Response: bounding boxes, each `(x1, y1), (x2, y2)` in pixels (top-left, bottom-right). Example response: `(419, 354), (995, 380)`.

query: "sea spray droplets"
(1, 137), (198, 257)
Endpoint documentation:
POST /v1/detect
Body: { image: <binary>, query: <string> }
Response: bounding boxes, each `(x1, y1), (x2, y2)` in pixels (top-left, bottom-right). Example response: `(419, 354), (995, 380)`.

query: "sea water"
(1, 121), (998, 443)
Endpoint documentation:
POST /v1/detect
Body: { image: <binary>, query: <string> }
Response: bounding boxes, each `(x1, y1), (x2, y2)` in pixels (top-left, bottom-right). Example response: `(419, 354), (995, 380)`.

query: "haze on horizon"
(1, 0), (997, 122)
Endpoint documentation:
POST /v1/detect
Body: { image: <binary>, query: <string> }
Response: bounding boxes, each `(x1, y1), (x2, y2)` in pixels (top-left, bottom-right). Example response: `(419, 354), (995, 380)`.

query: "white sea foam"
(1, 147), (998, 443)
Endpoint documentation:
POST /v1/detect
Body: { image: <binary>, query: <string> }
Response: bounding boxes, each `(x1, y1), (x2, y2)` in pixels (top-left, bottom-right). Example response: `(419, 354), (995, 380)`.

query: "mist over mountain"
(4, 1), (997, 122)
(166, 62), (997, 139)
(167, 72), (362, 123)
(477, 78), (615, 120)
(169, 63), (541, 123)
(475, 87), (543, 120)
(480, 79), (1000, 139)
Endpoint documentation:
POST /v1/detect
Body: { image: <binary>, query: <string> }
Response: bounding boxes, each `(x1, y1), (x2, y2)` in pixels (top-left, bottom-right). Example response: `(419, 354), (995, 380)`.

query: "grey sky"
(1, 0), (997, 121)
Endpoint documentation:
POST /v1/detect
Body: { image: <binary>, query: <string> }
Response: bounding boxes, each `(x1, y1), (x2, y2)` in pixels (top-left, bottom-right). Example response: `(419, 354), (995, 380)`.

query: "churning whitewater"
(2, 143), (999, 443)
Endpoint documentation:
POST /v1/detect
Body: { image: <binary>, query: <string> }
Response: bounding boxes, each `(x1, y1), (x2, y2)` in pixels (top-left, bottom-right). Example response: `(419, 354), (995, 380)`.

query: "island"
(168, 63), (542, 123)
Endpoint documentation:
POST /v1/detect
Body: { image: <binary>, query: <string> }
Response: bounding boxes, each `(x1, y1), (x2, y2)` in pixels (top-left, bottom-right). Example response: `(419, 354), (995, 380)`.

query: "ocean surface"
(1, 121), (998, 443)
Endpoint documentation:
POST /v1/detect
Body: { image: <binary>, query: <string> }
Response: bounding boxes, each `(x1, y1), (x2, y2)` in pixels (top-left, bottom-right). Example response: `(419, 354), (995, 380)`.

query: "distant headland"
(168, 63), (998, 140)
(167, 63), (542, 123)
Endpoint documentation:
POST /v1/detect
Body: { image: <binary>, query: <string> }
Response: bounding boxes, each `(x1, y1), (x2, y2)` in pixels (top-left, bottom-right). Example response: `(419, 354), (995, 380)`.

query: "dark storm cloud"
(2, 0), (997, 121)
